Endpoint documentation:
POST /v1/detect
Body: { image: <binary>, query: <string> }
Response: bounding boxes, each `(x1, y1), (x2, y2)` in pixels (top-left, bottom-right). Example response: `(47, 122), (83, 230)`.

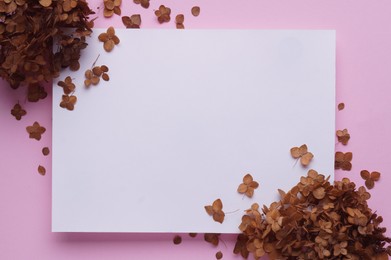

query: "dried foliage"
(122, 15), (141, 29)
(235, 170), (391, 259)
(11, 103), (26, 120)
(26, 121), (46, 140)
(335, 151), (353, 171)
(290, 144), (314, 166)
(173, 235), (182, 245)
(103, 0), (121, 18)
(175, 14), (184, 29)
(98, 26), (120, 52)
(338, 103), (345, 111)
(191, 6), (200, 17)
(204, 233), (220, 246)
(360, 170), (381, 190)
(42, 147), (50, 156)
(38, 165), (46, 175)
(155, 5), (171, 23)
(336, 129), (350, 145)
(237, 174), (259, 198)
(133, 0), (149, 9)
(0, 0), (94, 90)
(205, 199), (225, 224)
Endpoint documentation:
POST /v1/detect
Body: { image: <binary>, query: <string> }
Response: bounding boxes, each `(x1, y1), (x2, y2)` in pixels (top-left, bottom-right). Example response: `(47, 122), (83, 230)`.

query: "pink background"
(1, 0), (391, 259)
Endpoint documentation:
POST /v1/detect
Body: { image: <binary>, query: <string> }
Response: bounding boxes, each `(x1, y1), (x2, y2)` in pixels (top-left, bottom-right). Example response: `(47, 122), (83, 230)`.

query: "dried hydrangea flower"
(98, 27), (120, 52)
(60, 94), (77, 111)
(334, 151), (352, 171)
(122, 15), (141, 28)
(237, 174), (259, 198)
(11, 103), (26, 120)
(175, 14), (184, 29)
(133, 0), (149, 9)
(155, 5), (171, 23)
(204, 233), (220, 246)
(234, 170), (391, 259)
(26, 121), (46, 141)
(57, 76), (76, 94)
(191, 6), (200, 17)
(290, 144), (313, 166)
(103, 0), (121, 18)
(336, 128), (350, 145)
(84, 65), (109, 87)
(204, 199), (225, 224)
(360, 170), (381, 189)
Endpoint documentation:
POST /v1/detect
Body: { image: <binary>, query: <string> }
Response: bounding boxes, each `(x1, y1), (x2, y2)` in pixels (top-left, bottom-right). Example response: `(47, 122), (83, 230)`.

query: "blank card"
(52, 30), (335, 233)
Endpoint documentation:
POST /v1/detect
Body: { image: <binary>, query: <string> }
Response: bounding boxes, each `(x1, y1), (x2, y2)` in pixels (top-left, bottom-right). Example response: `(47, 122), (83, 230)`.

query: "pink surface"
(1, 0), (391, 259)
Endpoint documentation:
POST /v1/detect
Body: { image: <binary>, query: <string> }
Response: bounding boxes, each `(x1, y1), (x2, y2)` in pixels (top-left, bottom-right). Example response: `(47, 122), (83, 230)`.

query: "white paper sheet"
(52, 30), (335, 233)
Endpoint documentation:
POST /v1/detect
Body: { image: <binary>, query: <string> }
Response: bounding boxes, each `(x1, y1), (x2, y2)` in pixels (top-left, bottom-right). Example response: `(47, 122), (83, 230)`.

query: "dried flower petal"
(338, 103), (345, 110)
(98, 27), (120, 52)
(189, 233), (197, 238)
(42, 147), (50, 156)
(26, 121), (46, 141)
(237, 173), (259, 198)
(175, 14), (184, 29)
(336, 129), (350, 145)
(215, 251), (223, 259)
(290, 144), (314, 166)
(173, 235), (182, 245)
(155, 5), (171, 23)
(191, 6), (200, 17)
(360, 170), (381, 190)
(335, 151), (352, 171)
(39, 0), (51, 7)
(205, 199), (225, 224)
(204, 233), (220, 246)
(38, 165), (46, 175)
(11, 103), (27, 120)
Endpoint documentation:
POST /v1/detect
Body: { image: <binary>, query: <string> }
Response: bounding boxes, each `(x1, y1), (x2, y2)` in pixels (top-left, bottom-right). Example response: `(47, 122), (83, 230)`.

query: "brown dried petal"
(38, 165), (46, 176)
(215, 251), (223, 259)
(204, 233), (220, 246)
(42, 147), (50, 156)
(39, 0), (51, 7)
(173, 235), (182, 245)
(338, 103), (345, 110)
(191, 6), (200, 17)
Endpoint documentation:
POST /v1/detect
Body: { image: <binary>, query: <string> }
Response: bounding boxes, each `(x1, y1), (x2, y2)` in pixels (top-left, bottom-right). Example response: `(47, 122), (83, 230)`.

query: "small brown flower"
(237, 174), (259, 198)
(85, 65), (110, 87)
(155, 5), (171, 23)
(133, 0), (149, 8)
(334, 151), (352, 171)
(57, 76), (76, 94)
(336, 129), (350, 145)
(98, 27), (120, 52)
(360, 170), (381, 189)
(11, 103), (27, 120)
(60, 95), (77, 111)
(175, 14), (184, 29)
(122, 15), (141, 29)
(103, 0), (121, 18)
(290, 144), (313, 166)
(204, 233), (220, 246)
(26, 122), (46, 141)
(204, 199), (225, 224)
(191, 6), (200, 17)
